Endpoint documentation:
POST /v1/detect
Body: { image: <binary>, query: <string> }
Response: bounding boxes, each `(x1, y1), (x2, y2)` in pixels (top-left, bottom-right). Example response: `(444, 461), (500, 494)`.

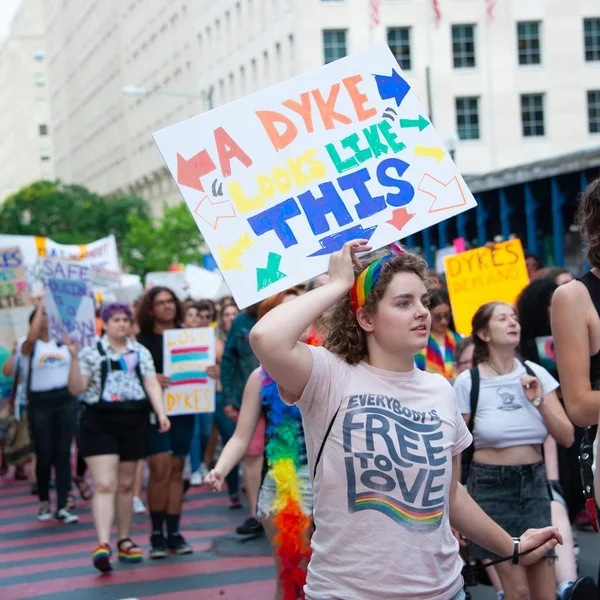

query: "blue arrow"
(373, 70), (410, 107)
(309, 224), (378, 257)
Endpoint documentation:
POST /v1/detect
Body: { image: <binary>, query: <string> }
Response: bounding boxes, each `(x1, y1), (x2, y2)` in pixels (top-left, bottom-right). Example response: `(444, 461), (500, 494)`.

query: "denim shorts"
(467, 461), (552, 560)
(257, 464), (313, 517)
(148, 413), (195, 458)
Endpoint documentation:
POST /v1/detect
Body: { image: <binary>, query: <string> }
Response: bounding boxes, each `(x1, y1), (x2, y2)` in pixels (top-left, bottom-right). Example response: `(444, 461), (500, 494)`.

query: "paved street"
(0, 475), (598, 599)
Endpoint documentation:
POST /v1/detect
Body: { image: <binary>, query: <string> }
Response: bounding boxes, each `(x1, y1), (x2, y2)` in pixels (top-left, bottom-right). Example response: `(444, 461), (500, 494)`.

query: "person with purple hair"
(67, 302), (170, 573)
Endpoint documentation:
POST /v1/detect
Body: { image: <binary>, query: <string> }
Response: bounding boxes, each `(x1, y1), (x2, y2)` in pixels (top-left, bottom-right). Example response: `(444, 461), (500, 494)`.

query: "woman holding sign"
(247, 240), (563, 600)
(20, 298), (79, 525)
(67, 302), (170, 573)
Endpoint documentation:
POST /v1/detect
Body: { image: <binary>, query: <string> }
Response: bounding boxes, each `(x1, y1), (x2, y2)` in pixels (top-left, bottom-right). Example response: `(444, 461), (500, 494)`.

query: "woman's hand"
(521, 375), (542, 402)
(65, 337), (80, 358)
(206, 365), (220, 381)
(223, 405), (239, 421)
(204, 468), (225, 492)
(517, 526), (562, 567)
(156, 374), (172, 389)
(157, 413), (171, 433)
(328, 239), (372, 292)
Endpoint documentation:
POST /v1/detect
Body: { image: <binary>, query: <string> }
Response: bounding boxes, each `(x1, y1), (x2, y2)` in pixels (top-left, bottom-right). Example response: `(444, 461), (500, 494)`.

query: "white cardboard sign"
(153, 44), (477, 308)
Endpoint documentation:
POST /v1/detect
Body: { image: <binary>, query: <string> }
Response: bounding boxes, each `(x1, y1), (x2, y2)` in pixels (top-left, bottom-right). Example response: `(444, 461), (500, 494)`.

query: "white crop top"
(454, 360), (559, 450)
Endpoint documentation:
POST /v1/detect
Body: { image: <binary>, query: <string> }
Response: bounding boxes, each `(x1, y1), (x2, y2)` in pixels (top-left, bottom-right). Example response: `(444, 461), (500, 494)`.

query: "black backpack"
(461, 362), (537, 484)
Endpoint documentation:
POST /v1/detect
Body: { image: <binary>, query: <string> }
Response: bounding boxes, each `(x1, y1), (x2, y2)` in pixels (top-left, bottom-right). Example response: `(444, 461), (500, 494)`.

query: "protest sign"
(444, 239), (530, 335)
(163, 327), (216, 416)
(0, 234), (120, 295)
(435, 246), (455, 275)
(153, 44), (477, 309)
(145, 272), (188, 301)
(0, 247), (31, 309)
(184, 264), (230, 300)
(40, 258), (96, 346)
(90, 267), (122, 289)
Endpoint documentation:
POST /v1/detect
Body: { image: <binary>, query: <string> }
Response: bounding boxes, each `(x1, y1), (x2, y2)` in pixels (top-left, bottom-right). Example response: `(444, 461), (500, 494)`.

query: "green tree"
(0, 180), (150, 248)
(122, 202), (204, 276)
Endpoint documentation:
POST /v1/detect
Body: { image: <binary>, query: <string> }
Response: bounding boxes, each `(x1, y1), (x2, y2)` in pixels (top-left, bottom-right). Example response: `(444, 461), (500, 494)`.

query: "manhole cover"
(212, 533), (272, 557)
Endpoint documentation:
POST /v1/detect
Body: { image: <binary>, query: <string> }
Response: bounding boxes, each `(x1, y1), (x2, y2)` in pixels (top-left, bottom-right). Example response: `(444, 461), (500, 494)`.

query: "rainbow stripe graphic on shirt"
(39, 353), (66, 365)
(170, 346), (210, 363)
(352, 491), (444, 530)
(169, 371), (208, 386)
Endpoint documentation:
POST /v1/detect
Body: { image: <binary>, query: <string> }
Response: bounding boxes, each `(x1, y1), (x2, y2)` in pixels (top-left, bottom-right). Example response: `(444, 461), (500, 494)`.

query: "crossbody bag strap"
(312, 399), (343, 481)
(468, 365), (480, 434)
(26, 342), (35, 399)
(97, 341), (109, 401)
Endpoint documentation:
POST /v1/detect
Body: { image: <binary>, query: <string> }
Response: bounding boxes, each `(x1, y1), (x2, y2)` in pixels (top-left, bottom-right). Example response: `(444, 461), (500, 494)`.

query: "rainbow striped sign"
(163, 328), (216, 416)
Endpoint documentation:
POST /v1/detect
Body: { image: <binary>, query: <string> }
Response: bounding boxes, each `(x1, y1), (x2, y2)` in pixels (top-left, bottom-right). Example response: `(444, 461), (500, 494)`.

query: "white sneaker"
(133, 496), (146, 514)
(199, 463), (210, 479)
(37, 501), (52, 521)
(190, 471), (203, 486)
(56, 508), (79, 524)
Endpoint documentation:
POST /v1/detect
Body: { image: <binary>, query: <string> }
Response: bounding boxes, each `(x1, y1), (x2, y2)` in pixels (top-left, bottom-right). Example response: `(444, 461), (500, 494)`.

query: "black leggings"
(28, 390), (77, 510)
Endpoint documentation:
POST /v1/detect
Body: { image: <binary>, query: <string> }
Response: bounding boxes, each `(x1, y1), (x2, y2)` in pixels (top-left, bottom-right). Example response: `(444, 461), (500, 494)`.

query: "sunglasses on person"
(431, 311), (451, 323)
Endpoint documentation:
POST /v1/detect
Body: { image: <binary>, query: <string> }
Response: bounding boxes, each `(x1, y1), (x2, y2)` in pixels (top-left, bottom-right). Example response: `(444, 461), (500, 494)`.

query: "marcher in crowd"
(68, 302), (170, 572)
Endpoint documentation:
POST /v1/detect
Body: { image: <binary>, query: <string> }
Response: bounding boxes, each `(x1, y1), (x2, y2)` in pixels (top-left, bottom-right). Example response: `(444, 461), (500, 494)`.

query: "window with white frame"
(521, 93), (545, 137)
(452, 25), (476, 68)
(517, 21), (541, 65)
(455, 97), (480, 140)
(387, 27), (411, 70)
(323, 29), (347, 64)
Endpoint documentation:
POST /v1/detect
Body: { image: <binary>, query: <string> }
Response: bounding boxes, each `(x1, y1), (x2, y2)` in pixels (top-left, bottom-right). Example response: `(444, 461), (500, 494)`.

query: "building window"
(452, 25), (476, 68)
(455, 97), (480, 140)
(40, 149), (51, 161)
(517, 21), (541, 65)
(39, 124), (48, 136)
(387, 27), (411, 70)
(33, 49), (44, 62)
(323, 29), (347, 64)
(584, 18), (600, 61)
(521, 93), (545, 137)
(588, 90), (600, 133)
(34, 73), (46, 87)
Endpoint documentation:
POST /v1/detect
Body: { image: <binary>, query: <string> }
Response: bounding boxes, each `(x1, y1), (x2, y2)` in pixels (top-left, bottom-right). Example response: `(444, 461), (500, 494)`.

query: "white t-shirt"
(296, 345), (472, 600)
(17, 338), (71, 392)
(454, 360), (559, 450)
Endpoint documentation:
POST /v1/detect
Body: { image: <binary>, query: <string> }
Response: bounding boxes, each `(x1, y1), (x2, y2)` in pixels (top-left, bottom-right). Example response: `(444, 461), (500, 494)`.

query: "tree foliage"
(122, 203), (205, 276)
(0, 180), (150, 247)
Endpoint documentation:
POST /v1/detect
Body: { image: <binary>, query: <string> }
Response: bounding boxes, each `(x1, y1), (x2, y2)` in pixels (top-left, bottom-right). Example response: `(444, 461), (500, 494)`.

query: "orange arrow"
(418, 174), (468, 213)
(176, 150), (216, 192)
(386, 208), (416, 231)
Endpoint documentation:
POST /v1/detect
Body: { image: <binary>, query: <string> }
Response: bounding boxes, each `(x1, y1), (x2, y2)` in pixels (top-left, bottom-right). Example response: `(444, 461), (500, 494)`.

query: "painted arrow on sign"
(414, 146), (445, 163)
(176, 150), (216, 193)
(309, 224), (378, 257)
(399, 115), (430, 132)
(219, 232), (256, 270)
(373, 70), (411, 107)
(256, 252), (287, 291)
(418, 174), (468, 214)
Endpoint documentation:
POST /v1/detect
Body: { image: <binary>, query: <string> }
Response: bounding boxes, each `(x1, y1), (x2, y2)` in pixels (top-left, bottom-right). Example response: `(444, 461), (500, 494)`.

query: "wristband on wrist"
(512, 537), (520, 565)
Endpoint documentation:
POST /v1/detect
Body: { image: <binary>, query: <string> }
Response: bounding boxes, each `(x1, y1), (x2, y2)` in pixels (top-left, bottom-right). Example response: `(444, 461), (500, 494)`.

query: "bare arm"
(67, 354), (91, 397)
(212, 369), (263, 478)
(543, 435), (559, 481)
(552, 282), (600, 426)
(450, 455), (561, 564)
(1, 349), (16, 377)
(537, 391), (574, 448)
(21, 298), (45, 356)
(250, 240), (370, 399)
(143, 375), (170, 432)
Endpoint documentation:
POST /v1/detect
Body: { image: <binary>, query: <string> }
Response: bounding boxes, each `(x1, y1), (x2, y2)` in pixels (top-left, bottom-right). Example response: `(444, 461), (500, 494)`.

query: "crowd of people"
(2, 175), (600, 600)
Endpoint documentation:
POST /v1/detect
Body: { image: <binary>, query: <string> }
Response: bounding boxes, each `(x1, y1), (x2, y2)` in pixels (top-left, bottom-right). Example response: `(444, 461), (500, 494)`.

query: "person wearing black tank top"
(552, 176), (600, 512)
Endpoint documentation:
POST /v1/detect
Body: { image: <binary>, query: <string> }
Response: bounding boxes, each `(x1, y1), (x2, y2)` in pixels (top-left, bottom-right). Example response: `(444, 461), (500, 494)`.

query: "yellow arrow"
(414, 145), (445, 163)
(219, 232), (256, 270)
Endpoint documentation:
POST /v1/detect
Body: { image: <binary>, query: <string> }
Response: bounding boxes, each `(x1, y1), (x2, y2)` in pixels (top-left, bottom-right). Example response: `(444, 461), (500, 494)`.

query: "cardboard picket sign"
(0, 247), (31, 309)
(153, 44), (477, 308)
(162, 327), (216, 416)
(40, 258), (96, 346)
(443, 239), (530, 335)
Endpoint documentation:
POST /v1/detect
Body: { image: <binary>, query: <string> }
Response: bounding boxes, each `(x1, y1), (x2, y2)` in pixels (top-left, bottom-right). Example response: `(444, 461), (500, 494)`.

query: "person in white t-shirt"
(20, 297), (79, 524)
(249, 240), (562, 600)
(455, 301), (575, 600)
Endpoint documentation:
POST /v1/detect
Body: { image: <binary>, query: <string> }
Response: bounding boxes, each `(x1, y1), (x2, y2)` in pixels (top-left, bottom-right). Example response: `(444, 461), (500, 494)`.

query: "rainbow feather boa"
(261, 369), (311, 600)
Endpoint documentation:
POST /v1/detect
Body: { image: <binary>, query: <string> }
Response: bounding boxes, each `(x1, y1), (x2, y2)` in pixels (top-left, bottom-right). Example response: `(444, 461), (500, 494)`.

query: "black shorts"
(79, 403), (149, 462)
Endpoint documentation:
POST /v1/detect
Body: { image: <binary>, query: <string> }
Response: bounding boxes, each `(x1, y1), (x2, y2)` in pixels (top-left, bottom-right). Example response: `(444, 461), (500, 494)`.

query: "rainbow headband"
(349, 244), (404, 314)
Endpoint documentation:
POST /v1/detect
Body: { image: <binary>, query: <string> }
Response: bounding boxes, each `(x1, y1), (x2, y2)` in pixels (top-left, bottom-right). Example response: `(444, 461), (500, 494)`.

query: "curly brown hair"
(323, 249), (428, 364)
(576, 175), (600, 268)
(135, 287), (184, 334)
